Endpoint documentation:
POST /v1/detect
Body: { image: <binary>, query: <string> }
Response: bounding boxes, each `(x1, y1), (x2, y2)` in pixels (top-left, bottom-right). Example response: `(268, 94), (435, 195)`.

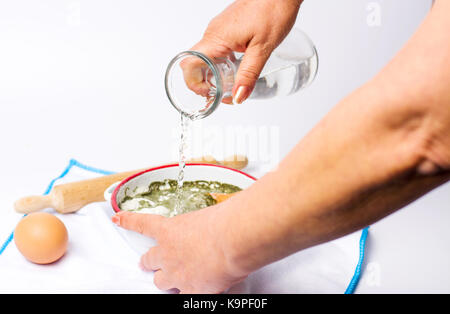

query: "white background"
(1, 0), (449, 293)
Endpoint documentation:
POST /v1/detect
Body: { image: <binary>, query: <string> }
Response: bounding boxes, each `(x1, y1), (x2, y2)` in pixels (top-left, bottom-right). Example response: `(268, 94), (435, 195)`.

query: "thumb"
(112, 211), (165, 238)
(233, 44), (272, 104)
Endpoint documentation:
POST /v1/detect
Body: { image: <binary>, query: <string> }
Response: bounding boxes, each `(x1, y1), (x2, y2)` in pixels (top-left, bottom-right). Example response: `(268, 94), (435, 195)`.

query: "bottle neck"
(165, 51), (238, 119)
(205, 54), (237, 102)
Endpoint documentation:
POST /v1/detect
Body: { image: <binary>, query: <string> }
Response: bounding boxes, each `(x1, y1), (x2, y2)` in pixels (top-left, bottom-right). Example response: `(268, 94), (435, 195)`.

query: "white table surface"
(2, 0), (449, 293)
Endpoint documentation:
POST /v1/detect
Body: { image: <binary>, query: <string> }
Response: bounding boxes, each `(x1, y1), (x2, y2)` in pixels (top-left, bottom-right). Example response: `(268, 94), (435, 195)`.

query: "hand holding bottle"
(186, 0), (303, 104)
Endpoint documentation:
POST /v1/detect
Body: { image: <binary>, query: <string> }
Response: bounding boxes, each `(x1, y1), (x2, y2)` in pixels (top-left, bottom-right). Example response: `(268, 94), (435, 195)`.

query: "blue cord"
(0, 159), (114, 256)
(345, 227), (370, 294)
(43, 159), (115, 195)
(69, 159), (115, 177)
(0, 232), (14, 256)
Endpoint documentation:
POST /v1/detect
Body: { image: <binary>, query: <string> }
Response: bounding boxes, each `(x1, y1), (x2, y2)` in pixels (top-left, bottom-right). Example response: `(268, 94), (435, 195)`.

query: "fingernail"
(233, 86), (250, 104)
(112, 215), (120, 226)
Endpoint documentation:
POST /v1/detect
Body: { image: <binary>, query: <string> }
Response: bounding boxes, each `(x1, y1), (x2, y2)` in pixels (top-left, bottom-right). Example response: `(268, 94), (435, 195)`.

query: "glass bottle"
(165, 28), (318, 120)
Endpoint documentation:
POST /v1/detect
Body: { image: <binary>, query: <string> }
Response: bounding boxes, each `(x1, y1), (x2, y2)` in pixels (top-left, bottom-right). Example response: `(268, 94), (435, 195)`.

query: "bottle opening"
(165, 51), (223, 120)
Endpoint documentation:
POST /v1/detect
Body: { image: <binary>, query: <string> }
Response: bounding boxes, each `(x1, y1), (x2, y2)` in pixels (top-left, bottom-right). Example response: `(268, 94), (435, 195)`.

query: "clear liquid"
(250, 52), (318, 99)
(174, 113), (191, 216)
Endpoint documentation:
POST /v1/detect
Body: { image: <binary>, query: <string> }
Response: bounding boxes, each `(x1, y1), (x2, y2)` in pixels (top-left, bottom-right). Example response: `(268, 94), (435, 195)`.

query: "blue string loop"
(345, 227), (370, 294)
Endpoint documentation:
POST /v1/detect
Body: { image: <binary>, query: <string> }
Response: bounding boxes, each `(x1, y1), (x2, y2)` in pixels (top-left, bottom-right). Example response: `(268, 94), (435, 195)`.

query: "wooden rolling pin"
(14, 155), (248, 214)
(188, 154), (248, 170)
(14, 168), (146, 214)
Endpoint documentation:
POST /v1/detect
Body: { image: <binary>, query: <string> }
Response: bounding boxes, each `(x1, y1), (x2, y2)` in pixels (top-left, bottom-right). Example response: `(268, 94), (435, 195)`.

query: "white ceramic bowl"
(104, 163), (256, 255)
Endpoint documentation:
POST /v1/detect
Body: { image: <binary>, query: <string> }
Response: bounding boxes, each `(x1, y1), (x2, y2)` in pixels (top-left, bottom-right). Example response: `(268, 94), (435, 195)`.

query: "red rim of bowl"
(111, 163), (257, 213)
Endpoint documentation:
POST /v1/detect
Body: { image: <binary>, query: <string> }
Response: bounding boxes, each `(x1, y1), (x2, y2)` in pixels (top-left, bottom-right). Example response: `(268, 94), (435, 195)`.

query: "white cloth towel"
(0, 164), (363, 293)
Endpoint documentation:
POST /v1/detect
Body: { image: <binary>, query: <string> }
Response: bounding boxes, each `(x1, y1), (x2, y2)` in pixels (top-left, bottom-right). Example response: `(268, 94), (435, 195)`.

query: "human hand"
(112, 206), (248, 294)
(184, 0), (302, 104)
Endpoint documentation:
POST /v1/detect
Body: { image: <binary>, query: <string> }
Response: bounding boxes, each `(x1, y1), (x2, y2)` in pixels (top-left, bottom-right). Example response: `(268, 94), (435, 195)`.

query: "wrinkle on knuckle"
(153, 273), (167, 289)
(121, 214), (133, 228)
(239, 67), (260, 81)
(155, 216), (167, 234)
(202, 32), (230, 50)
(257, 41), (275, 57)
(416, 117), (450, 171)
(136, 218), (146, 235)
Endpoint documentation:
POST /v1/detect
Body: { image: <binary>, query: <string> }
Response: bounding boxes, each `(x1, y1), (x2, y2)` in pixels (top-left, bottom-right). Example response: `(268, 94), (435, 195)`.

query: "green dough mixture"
(119, 179), (241, 217)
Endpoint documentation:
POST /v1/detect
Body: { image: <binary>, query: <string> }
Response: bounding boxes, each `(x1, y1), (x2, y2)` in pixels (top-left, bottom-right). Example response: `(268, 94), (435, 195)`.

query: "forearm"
(222, 159), (449, 275)
(218, 0), (450, 275)
(218, 86), (436, 273)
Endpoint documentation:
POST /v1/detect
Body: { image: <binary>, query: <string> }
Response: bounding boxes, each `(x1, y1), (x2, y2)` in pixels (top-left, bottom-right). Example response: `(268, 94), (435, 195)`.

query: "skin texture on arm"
(113, 0), (450, 293)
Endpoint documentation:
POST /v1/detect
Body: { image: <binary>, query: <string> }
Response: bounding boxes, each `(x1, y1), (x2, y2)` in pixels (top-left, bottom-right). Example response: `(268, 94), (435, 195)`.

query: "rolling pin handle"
(14, 195), (53, 214)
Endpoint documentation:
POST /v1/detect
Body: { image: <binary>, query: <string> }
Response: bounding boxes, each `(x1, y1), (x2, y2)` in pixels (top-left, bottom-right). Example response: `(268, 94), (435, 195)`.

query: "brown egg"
(14, 212), (68, 264)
